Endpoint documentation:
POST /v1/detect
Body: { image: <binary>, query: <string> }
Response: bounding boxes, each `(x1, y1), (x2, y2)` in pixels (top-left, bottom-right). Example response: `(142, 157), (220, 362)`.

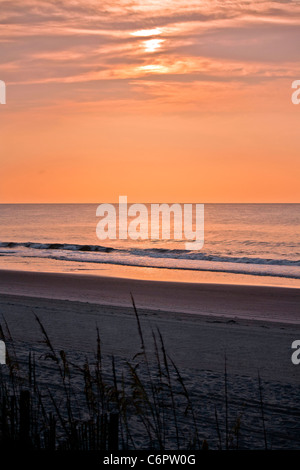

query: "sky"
(0, 0), (299, 203)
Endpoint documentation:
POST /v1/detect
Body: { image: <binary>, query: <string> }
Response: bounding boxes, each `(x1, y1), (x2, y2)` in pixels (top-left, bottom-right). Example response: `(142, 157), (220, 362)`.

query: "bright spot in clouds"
(143, 39), (165, 52)
(138, 64), (168, 73)
(131, 28), (162, 37)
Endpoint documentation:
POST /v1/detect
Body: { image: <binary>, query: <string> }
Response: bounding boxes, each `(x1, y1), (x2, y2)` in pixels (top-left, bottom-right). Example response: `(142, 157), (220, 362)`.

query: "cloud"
(0, 0), (299, 110)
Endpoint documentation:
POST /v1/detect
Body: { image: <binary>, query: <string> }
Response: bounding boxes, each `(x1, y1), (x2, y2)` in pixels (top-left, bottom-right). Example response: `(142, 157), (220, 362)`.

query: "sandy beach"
(0, 269), (299, 322)
(0, 269), (299, 381)
(1, 269), (300, 449)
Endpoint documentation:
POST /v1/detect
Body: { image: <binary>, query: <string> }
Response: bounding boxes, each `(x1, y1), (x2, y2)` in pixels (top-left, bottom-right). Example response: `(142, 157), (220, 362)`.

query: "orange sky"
(0, 0), (299, 203)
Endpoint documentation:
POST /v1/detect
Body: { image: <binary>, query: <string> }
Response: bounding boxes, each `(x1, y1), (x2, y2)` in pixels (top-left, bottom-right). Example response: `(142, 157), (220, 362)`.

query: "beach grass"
(0, 297), (267, 451)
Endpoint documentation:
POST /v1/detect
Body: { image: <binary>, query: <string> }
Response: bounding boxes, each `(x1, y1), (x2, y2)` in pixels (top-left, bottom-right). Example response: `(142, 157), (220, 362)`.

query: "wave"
(0, 241), (115, 253)
(11, 251), (300, 280)
(1, 240), (300, 268)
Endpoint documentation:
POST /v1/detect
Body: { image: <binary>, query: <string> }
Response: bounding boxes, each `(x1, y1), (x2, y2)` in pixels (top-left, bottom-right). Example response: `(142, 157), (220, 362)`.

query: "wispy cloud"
(1, 0), (299, 110)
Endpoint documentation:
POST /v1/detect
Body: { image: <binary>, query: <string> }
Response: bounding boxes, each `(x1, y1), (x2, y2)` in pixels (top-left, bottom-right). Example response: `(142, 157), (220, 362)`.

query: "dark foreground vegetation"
(0, 297), (277, 451)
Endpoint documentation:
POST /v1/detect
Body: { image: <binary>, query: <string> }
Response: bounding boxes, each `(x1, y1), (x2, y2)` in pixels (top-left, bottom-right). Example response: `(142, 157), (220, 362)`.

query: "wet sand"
(0, 269), (299, 323)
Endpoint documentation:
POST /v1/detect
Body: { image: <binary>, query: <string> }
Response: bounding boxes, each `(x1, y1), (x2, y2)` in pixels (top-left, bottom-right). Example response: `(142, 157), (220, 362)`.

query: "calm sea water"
(0, 204), (299, 287)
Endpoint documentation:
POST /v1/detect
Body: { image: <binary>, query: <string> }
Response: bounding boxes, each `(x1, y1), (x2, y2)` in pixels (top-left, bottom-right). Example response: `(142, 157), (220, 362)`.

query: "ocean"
(0, 203), (299, 287)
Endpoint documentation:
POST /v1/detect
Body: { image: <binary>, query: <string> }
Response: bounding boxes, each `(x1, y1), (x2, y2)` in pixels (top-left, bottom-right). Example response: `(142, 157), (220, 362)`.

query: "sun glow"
(131, 28), (162, 37)
(2, 0), (300, 203)
(143, 38), (164, 52)
(138, 64), (168, 73)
